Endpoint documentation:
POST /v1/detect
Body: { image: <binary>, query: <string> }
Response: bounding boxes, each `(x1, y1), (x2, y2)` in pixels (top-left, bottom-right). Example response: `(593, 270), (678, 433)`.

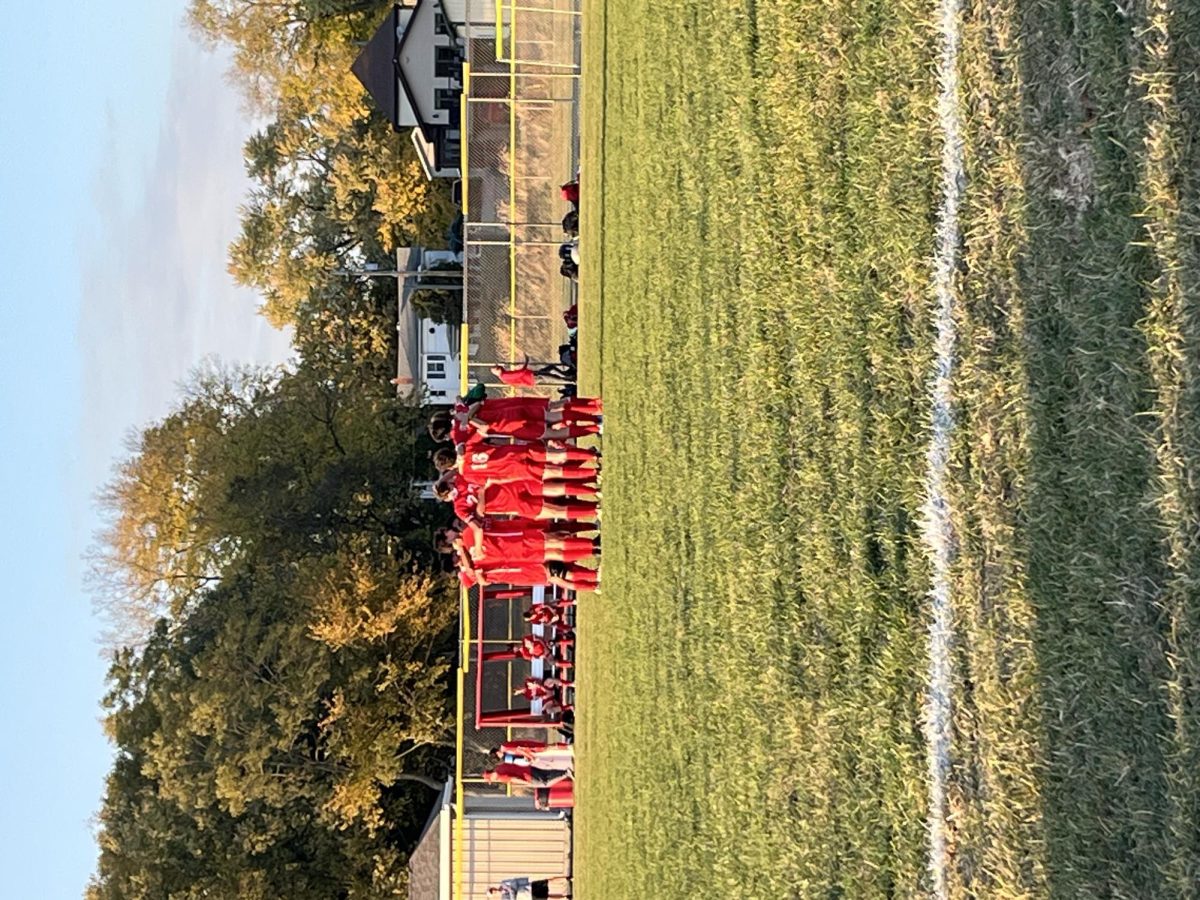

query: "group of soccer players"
(429, 392), (603, 592)
(451, 186), (586, 900)
(428, 387), (600, 758)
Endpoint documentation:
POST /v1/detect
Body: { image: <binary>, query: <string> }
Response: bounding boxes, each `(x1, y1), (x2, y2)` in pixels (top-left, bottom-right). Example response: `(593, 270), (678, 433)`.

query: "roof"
(408, 781), (453, 900)
(351, 6), (401, 128)
(350, 3), (439, 137)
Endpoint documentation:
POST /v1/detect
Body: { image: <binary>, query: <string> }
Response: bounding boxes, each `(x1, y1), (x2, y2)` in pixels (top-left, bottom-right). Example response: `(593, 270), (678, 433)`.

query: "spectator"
(488, 875), (572, 899)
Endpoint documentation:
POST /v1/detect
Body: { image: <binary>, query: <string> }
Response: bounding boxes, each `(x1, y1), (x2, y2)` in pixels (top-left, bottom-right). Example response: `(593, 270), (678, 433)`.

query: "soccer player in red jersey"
(430, 397), (602, 443)
(490, 357), (538, 388)
(454, 520), (598, 568)
(435, 475), (596, 522)
(432, 472), (479, 521)
(492, 740), (574, 774)
(474, 481), (599, 522)
(482, 764), (571, 788)
(478, 637), (572, 671)
(515, 675), (573, 703)
(455, 560), (552, 590)
(520, 635), (550, 660)
(513, 678), (572, 717)
(524, 603), (569, 626)
(433, 444), (598, 489)
(426, 402), (473, 445)
(514, 687), (568, 719)
(467, 396), (602, 442)
(435, 529), (599, 591)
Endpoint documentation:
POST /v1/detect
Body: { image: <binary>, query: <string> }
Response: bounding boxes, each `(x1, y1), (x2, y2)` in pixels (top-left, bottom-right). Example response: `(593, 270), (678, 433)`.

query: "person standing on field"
(433, 444), (598, 490)
(488, 875), (572, 899)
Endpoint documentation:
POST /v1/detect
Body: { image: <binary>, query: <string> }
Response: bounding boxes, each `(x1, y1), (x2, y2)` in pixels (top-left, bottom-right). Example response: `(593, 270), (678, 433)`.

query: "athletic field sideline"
(572, 0), (1200, 896)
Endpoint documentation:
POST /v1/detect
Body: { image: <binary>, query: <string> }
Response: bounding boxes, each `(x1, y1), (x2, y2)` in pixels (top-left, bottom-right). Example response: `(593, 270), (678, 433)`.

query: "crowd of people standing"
(433, 178), (587, 900)
(429, 388), (602, 592)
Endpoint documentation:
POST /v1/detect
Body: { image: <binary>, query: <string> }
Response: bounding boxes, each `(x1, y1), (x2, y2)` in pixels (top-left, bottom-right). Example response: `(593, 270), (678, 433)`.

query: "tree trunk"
(394, 772), (444, 791)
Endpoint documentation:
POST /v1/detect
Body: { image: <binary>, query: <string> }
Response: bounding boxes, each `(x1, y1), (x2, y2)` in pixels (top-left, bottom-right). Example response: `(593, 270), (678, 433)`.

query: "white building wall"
(457, 814), (572, 899)
(398, 0), (438, 121)
(444, 0), (497, 27)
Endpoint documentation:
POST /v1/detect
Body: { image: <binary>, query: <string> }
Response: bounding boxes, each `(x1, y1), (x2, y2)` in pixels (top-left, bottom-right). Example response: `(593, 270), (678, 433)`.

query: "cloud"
(77, 33), (293, 489)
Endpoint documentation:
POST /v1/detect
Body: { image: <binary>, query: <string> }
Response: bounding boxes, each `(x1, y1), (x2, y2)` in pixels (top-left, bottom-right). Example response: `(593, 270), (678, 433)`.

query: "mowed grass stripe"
(1132, 0), (1200, 891)
(576, 0), (940, 895)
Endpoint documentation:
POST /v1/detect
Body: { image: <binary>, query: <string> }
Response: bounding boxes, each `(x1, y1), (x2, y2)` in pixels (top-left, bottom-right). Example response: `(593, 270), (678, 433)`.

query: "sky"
(0, 2), (293, 896)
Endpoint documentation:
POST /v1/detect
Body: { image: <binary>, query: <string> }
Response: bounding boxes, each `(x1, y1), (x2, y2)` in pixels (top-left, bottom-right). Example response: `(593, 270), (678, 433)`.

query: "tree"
(87, 341), (459, 900)
(89, 4), (466, 890)
(410, 261), (464, 326)
(90, 361), (441, 645)
(195, 2), (455, 330)
(229, 112), (453, 328)
(306, 541), (459, 827)
(188, 0), (388, 110)
(89, 364), (279, 643)
(90, 623), (412, 900)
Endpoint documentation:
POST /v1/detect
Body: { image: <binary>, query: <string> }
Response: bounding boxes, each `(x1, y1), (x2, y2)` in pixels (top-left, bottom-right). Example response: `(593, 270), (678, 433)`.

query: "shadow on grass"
(1014, 0), (1200, 894)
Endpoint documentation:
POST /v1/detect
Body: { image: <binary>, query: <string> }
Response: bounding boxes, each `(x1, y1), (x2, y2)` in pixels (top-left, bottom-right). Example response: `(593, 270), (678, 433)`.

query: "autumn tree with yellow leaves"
(87, 4), (467, 893)
(193, 0), (454, 331)
(88, 361), (461, 898)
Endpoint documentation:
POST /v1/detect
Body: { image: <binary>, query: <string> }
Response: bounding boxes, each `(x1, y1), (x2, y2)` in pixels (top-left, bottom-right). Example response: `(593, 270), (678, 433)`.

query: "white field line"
(922, 0), (965, 894)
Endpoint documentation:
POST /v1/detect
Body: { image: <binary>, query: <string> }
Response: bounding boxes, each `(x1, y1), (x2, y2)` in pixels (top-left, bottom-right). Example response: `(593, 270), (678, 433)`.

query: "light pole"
(331, 249), (466, 398)
(332, 248), (464, 280)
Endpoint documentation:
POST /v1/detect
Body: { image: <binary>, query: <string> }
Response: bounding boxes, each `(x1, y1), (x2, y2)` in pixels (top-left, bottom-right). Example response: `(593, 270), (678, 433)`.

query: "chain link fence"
(460, 585), (574, 798)
(460, 0), (580, 394)
(451, 0), (582, 843)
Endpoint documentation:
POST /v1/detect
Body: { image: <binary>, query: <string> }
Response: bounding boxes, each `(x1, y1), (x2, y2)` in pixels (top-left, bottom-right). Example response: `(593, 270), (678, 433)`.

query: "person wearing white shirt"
(487, 875), (572, 899)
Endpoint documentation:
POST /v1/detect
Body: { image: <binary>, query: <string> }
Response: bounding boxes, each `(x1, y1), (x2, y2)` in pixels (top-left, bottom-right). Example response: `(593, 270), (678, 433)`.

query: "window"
(435, 45), (460, 79)
(436, 87), (461, 112)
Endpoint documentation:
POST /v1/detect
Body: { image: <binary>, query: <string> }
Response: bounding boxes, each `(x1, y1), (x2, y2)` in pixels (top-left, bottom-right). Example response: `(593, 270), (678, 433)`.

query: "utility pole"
(332, 248), (464, 279)
(329, 248), (466, 398)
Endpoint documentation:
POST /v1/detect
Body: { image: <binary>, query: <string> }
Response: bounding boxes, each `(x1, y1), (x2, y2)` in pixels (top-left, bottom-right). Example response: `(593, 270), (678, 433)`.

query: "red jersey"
(461, 444), (543, 484)
(467, 522), (545, 565)
(451, 476), (478, 521)
(480, 482), (542, 518)
(521, 636), (550, 659)
(561, 182), (580, 205)
(497, 365), (537, 387)
(521, 678), (554, 701)
(525, 604), (559, 625)
(473, 397), (550, 440)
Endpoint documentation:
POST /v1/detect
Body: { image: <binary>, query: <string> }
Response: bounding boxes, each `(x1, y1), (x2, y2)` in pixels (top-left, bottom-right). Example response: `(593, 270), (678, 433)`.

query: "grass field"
(572, 0), (1200, 896)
